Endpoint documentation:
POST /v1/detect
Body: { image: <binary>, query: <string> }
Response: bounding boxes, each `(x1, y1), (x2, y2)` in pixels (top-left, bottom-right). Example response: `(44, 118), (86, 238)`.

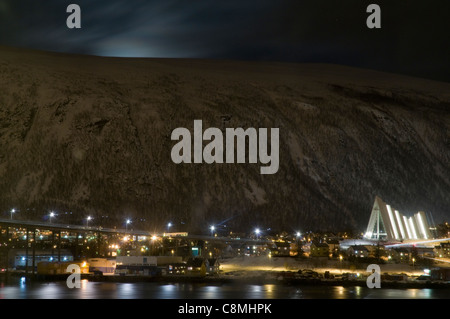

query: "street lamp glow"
(210, 225), (215, 237)
(296, 232), (301, 237)
(86, 216), (92, 227)
(125, 219), (131, 231)
(10, 208), (15, 220)
(255, 228), (260, 240)
(49, 211), (55, 223)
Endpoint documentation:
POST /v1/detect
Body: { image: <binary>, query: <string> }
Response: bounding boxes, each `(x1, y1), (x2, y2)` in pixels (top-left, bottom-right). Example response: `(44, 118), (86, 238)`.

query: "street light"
(255, 228), (260, 240)
(167, 222), (172, 232)
(10, 208), (15, 220)
(126, 219), (131, 232)
(86, 216), (92, 227)
(210, 225), (215, 237)
(49, 211), (55, 223)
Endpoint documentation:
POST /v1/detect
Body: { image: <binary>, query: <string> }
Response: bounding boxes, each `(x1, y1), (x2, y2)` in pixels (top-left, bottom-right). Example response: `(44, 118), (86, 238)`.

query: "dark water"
(0, 278), (449, 299)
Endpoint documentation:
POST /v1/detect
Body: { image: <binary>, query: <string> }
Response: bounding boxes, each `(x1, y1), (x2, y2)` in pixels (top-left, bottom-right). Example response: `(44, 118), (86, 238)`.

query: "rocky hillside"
(0, 46), (449, 233)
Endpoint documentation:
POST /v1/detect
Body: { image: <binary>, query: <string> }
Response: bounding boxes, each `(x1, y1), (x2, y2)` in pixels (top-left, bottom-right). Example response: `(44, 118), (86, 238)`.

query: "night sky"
(0, 0), (449, 82)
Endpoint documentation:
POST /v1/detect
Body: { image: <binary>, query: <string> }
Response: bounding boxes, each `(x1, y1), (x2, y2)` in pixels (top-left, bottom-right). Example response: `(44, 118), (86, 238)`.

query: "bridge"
(0, 218), (270, 274)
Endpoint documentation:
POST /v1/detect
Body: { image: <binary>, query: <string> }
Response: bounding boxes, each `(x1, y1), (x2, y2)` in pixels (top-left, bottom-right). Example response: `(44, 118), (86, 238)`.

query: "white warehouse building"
(364, 196), (433, 242)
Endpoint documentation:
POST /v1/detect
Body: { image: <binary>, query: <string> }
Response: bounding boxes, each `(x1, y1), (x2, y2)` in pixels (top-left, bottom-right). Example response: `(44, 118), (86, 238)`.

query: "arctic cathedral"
(364, 196), (434, 242)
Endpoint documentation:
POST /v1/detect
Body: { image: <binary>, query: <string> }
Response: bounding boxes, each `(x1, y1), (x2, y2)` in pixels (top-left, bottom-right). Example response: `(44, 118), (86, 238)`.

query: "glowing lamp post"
(10, 208), (15, 220)
(49, 212), (55, 223)
(210, 225), (215, 237)
(86, 216), (92, 227)
(126, 219), (131, 232)
(255, 228), (260, 240)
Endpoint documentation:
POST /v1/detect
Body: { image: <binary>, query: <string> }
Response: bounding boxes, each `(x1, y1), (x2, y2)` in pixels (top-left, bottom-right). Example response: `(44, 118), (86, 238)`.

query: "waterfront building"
(430, 267), (450, 281)
(186, 257), (207, 276)
(271, 241), (291, 257)
(9, 249), (73, 269)
(347, 245), (369, 258)
(310, 241), (329, 257)
(207, 258), (220, 274)
(88, 258), (116, 275)
(434, 242), (450, 258)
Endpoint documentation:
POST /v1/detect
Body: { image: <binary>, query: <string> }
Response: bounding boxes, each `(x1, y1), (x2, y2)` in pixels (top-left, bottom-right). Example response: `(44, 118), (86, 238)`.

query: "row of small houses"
(225, 239), (442, 260)
(309, 241), (374, 258)
(309, 240), (442, 261)
(184, 257), (220, 276)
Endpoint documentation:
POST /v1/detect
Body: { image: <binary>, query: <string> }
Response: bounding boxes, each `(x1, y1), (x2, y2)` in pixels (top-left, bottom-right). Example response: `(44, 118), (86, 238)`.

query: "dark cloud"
(0, 0), (449, 81)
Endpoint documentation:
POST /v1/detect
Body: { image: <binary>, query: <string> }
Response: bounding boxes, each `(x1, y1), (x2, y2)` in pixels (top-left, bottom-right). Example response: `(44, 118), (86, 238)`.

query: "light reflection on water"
(0, 279), (448, 299)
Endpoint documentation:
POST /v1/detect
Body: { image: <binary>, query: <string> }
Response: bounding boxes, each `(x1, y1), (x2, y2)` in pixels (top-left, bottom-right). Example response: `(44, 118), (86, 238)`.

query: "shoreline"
(3, 271), (449, 290)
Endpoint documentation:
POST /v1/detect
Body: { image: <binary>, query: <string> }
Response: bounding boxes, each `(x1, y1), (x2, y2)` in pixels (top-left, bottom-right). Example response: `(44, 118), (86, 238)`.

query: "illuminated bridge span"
(0, 218), (268, 243)
(384, 237), (450, 249)
(0, 218), (269, 273)
(364, 196), (436, 242)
